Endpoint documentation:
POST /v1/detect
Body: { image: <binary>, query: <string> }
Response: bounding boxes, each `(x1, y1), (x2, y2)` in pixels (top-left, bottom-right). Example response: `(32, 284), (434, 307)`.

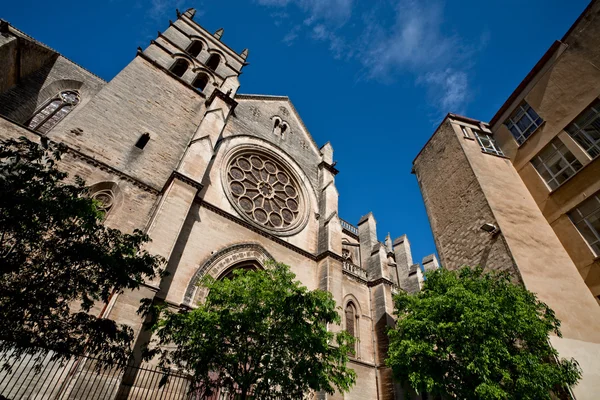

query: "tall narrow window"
(568, 193), (600, 255)
(531, 137), (582, 190)
(187, 40), (203, 57)
(473, 130), (504, 156)
(504, 101), (544, 145)
(27, 90), (80, 134)
(170, 59), (189, 78)
(192, 73), (209, 92)
(345, 302), (357, 355)
(206, 54), (220, 71)
(565, 98), (600, 158)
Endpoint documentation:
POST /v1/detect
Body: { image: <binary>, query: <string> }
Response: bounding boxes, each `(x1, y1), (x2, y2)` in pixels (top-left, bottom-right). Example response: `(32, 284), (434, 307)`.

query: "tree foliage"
(145, 262), (356, 400)
(386, 267), (581, 400)
(0, 137), (164, 364)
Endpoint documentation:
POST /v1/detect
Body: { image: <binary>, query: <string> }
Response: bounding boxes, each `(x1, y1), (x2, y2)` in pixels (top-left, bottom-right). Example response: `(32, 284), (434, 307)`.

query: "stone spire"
(214, 28), (224, 40)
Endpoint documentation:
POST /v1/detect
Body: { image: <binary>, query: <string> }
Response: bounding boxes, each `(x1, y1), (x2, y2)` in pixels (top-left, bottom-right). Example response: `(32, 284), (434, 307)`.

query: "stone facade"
(0, 9), (436, 399)
(413, 1), (600, 398)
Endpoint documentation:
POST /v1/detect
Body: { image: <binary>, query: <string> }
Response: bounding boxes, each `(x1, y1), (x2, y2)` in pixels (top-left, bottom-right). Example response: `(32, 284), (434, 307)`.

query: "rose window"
(91, 189), (115, 212)
(226, 153), (302, 230)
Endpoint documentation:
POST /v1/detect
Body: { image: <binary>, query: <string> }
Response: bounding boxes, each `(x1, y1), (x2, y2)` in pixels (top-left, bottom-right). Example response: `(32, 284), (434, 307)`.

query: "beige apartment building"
(0, 8), (439, 400)
(413, 1), (600, 398)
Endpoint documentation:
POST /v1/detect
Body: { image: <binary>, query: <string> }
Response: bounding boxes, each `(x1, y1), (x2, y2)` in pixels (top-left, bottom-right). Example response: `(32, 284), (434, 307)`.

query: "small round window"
(224, 150), (306, 234)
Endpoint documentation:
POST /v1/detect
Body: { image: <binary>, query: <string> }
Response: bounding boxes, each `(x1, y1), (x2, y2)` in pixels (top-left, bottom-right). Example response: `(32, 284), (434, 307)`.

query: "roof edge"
(488, 40), (562, 127)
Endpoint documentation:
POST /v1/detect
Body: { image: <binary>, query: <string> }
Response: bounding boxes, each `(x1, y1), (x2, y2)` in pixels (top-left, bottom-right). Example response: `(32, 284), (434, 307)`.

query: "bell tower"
(142, 8), (249, 97)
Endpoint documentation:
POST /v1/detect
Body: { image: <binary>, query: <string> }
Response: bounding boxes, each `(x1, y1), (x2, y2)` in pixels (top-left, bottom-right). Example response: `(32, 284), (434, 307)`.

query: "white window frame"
(565, 98), (600, 159)
(531, 137), (582, 190)
(568, 193), (600, 256)
(473, 129), (504, 156)
(504, 102), (544, 145)
(461, 126), (470, 138)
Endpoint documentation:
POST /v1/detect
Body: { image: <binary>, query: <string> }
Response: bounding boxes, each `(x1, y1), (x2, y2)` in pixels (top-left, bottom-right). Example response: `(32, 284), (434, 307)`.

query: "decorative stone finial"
(385, 233), (393, 253)
(214, 28), (224, 40)
(183, 8), (196, 19)
(240, 48), (249, 60)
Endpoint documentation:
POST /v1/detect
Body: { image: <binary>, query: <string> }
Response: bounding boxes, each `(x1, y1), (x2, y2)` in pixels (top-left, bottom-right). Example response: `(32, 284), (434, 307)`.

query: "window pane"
(531, 137), (581, 190)
(569, 194), (600, 256)
(28, 99), (61, 129)
(504, 101), (544, 145)
(565, 99), (600, 158)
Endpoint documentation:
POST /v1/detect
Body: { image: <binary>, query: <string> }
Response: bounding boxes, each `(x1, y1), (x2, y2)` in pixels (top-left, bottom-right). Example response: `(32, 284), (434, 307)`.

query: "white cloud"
(257, 0), (482, 114)
(421, 69), (469, 113)
(258, 0), (353, 24)
(283, 25), (301, 45)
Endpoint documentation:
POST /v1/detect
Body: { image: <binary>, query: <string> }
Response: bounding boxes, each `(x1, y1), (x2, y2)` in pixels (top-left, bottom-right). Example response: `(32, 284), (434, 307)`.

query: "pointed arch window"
(27, 90), (80, 134)
(187, 40), (203, 57)
(170, 59), (189, 78)
(345, 302), (357, 356)
(206, 54), (221, 71)
(193, 73), (209, 92)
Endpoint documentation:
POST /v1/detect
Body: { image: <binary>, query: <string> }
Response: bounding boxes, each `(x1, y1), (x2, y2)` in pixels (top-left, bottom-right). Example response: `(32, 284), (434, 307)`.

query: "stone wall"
(413, 119), (517, 275)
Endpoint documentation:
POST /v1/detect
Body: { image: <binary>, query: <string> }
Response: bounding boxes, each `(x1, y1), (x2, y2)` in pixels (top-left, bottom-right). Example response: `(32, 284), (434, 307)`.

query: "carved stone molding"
(182, 243), (274, 307)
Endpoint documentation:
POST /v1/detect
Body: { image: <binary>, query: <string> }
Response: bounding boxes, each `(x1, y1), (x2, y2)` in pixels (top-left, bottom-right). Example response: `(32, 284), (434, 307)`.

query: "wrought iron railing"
(0, 345), (286, 400)
(340, 219), (358, 236)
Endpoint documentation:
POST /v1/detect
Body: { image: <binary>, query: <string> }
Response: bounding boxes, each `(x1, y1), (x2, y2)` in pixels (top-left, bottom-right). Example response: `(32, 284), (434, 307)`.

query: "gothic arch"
(191, 66), (217, 80)
(343, 293), (362, 358)
(170, 52), (196, 66)
(182, 243), (274, 307)
(88, 181), (123, 219)
(14, 79), (84, 126)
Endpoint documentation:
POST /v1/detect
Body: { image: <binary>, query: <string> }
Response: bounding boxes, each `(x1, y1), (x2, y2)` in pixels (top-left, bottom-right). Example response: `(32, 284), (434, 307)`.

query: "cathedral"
(0, 9), (437, 399)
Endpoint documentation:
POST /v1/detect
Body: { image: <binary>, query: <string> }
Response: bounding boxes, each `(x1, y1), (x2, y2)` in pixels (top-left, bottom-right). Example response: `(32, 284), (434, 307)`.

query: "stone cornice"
(0, 115), (161, 196)
(367, 277), (395, 288)
(201, 201), (315, 260)
(200, 202), (359, 267)
(172, 171), (203, 191)
(66, 147), (160, 195)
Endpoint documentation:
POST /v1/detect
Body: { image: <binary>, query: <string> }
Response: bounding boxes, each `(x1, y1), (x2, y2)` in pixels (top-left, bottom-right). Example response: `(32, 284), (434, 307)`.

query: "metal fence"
(0, 346), (262, 400)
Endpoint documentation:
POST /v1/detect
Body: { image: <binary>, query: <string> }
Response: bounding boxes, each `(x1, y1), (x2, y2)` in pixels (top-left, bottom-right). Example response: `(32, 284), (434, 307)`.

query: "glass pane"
(516, 115), (533, 132)
(28, 99), (61, 129)
(37, 105), (72, 133)
(575, 220), (597, 244)
(587, 211), (600, 235)
(578, 196), (600, 218)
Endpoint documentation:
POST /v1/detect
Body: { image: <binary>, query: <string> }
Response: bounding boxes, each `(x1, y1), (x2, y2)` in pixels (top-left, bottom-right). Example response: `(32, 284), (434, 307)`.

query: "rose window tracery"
(91, 189), (115, 212)
(226, 153), (302, 231)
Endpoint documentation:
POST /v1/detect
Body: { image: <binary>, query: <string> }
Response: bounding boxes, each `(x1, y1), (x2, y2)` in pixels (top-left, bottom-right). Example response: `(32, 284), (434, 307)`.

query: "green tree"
(145, 262), (356, 400)
(0, 137), (164, 364)
(386, 267), (581, 400)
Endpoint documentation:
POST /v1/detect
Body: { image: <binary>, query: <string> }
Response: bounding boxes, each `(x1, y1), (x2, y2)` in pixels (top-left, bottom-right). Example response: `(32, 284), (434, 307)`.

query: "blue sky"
(2, 0), (590, 265)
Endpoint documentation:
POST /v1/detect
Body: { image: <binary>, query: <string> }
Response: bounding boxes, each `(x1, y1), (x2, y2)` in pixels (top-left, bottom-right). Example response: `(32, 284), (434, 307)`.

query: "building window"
(568, 193), (600, 255)
(27, 90), (80, 134)
(170, 59), (189, 78)
(531, 137), (582, 190)
(504, 101), (544, 145)
(186, 40), (203, 57)
(461, 126), (470, 138)
(345, 302), (357, 355)
(192, 73), (209, 92)
(565, 98), (600, 159)
(206, 54), (220, 71)
(473, 130), (504, 156)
